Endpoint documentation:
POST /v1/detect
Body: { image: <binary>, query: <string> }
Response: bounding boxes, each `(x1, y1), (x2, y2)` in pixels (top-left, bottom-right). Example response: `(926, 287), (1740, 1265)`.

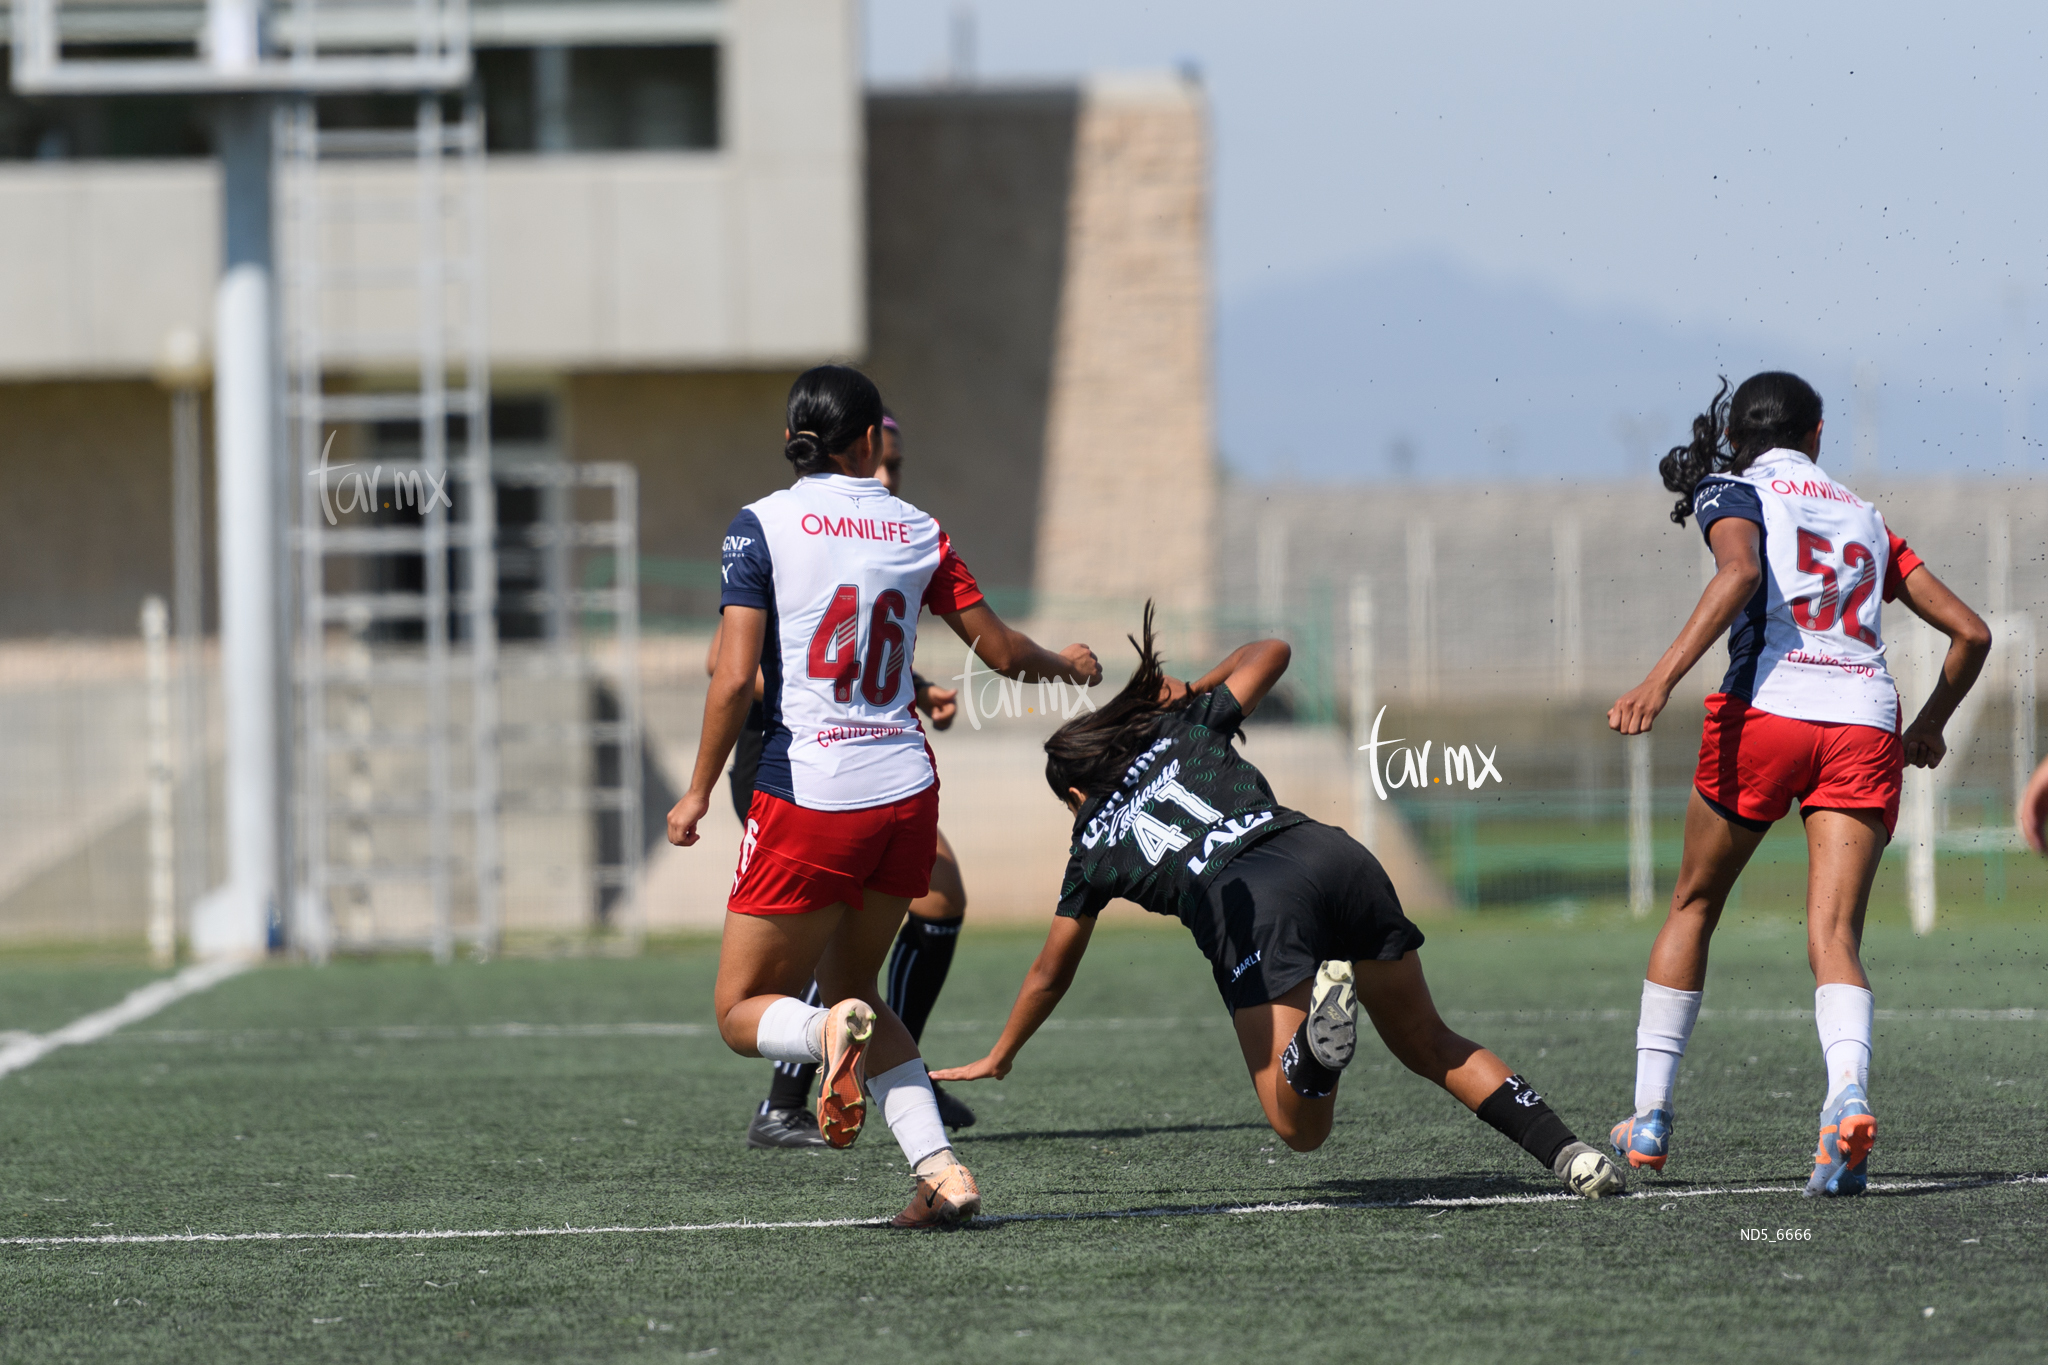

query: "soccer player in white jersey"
(667, 365), (1100, 1228)
(712, 411), (981, 1148)
(1606, 371), (1991, 1196)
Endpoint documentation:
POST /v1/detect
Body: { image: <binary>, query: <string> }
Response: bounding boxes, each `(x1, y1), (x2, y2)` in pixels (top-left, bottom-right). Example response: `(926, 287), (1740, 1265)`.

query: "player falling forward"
(1607, 372), (1990, 1197)
(933, 608), (1628, 1200)
(669, 365), (1100, 1228)
(713, 411), (980, 1149)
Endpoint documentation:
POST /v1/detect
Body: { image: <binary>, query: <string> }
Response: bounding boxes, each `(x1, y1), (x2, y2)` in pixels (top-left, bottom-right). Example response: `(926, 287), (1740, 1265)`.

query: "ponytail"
(1658, 371), (1824, 526)
(1044, 602), (1186, 801)
(1658, 378), (1731, 526)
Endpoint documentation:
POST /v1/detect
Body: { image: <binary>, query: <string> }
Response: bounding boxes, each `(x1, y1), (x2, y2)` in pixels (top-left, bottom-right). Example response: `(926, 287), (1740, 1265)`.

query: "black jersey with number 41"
(1055, 685), (1308, 925)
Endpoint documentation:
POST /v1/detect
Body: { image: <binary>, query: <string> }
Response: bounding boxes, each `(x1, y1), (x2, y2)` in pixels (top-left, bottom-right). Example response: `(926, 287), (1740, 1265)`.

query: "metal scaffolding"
(282, 98), (499, 962)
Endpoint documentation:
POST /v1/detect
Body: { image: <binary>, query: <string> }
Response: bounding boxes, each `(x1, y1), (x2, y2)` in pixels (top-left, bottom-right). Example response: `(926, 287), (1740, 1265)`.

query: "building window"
(481, 45), (719, 153)
(0, 43), (719, 159)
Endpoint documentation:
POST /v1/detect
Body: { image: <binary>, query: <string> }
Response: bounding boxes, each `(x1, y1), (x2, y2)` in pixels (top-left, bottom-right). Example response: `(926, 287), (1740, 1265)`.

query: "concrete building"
(0, 3), (1222, 939)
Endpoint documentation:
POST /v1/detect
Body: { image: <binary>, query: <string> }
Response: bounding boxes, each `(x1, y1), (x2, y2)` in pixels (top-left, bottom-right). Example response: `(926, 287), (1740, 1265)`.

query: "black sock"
(764, 1061), (819, 1114)
(1475, 1074), (1577, 1171)
(1280, 1019), (1341, 1098)
(762, 979), (824, 1113)
(885, 915), (962, 1043)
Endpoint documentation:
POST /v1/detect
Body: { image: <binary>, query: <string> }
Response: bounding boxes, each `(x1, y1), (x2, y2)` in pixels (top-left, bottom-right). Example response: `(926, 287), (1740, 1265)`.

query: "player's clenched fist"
(1061, 643), (1102, 686)
(667, 790), (710, 846)
(1607, 680), (1668, 735)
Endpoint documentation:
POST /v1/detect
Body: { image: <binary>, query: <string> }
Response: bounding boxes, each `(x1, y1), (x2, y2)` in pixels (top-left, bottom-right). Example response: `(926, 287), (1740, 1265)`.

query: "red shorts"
(1692, 693), (1903, 836)
(727, 785), (940, 916)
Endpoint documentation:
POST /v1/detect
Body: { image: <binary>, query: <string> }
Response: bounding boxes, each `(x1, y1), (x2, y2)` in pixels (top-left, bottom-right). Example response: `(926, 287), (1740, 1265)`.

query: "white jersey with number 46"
(1693, 448), (1921, 733)
(719, 473), (984, 811)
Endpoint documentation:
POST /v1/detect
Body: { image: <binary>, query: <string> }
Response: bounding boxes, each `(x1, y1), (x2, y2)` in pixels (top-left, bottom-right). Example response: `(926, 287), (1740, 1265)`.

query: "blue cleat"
(1804, 1083), (1876, 1198)
(1609, 1108), (1673, 1172)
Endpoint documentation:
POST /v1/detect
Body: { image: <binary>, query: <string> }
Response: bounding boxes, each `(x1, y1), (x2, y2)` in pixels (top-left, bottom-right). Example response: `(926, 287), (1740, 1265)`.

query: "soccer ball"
(1565, 1149), (1626, 1199)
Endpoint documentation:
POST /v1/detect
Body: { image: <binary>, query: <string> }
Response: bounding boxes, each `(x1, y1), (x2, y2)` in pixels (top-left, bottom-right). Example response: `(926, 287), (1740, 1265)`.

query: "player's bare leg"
(890, 831), (977, 1130)
(1355, 953), (1511, 1107)
(1800, 808), (1884, 990)
(813, 893), (979, 1225)
(1799, 807), (1886, 1196)
(1616, 790), (1770, 1170)
(1233, 980), (1337, 1152)
(1360, 952), (1624, 1197)
(1647, 790), (1771, 991)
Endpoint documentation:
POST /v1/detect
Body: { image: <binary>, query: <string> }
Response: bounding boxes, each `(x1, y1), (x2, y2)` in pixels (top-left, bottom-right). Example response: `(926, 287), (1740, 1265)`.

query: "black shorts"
(1188, 821), (1424, 1014)
(728, 723), (767, 823)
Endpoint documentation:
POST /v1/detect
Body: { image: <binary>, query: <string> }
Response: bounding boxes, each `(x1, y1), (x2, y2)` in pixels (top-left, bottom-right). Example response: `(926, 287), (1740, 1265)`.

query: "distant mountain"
(1215, 254), (2025, 485)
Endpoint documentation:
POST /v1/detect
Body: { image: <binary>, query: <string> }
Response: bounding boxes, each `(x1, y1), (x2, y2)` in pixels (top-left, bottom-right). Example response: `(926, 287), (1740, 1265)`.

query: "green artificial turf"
(0, 908), (2043, 1364)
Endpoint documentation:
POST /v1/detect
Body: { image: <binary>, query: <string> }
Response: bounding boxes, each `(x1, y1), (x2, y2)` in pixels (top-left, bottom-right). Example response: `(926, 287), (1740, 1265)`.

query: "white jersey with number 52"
(1693, 449), (1921, 732)
(719, 473), (984, 811)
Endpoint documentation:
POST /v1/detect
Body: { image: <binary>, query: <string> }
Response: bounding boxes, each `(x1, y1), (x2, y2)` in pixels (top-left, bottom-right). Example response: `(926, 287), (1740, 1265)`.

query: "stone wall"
(1033, 74), (1218, 620)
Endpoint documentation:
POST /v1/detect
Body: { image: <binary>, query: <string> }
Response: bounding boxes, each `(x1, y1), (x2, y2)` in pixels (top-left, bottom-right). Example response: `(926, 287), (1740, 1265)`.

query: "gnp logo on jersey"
(1357, 707), (1503, 800)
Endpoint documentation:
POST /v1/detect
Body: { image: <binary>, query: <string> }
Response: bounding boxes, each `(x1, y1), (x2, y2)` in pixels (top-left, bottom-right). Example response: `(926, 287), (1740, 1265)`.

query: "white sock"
(1634, 980), (1704, 1116)
(867, 1058), (953, 1171)
(1814, 983), (1873, 1108)
(754, 996), (827, 1065)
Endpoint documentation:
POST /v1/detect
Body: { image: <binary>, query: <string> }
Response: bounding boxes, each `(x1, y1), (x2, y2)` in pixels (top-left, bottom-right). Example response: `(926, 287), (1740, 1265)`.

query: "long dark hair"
(1044, 602), (1192, 802)
(1658, 371), (1824, 525)
(784, 365), (884, 476)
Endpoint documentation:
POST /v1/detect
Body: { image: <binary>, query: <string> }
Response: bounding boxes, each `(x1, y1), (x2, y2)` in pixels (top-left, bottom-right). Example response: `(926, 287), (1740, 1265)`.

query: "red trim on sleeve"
(1882, 532), (1924, 602)
(923, 532), (985, 615)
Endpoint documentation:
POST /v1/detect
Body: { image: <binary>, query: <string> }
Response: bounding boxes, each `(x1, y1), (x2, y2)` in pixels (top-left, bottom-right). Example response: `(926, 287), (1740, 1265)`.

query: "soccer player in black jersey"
(933, 607), (1628, 1199)
(710, 412), (980, 1148)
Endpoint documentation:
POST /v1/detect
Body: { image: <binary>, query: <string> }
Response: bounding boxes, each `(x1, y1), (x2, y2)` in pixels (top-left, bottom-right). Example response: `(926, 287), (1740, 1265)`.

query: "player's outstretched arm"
(669, 606), (767, 846)
(1893, 565), (1993, 769)
(1609, 516), (1763, 735)
(2020, 755), (2048, 855)
(940, 600), (1102, 686)
(1177, 639), (1291, 715)
(929, 914), (1096, 1082)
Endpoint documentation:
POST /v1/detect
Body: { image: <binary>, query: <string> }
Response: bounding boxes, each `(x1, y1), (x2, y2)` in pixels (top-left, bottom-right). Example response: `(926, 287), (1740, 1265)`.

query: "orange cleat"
(816, 999), (875, 1150)
(890, 1162), (982, 1230)
(1609, 1109), (1672, 1172)
(1805, 1084), (1875, 1197)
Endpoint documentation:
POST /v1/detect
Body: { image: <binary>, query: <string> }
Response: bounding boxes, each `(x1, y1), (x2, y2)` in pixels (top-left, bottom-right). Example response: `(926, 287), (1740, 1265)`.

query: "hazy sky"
(866, 2), (2048, 479)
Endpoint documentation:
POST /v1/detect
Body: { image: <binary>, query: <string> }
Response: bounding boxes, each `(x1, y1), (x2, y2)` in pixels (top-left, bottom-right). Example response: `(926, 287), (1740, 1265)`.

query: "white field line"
(110, 1006), (2044, 1048)
(0, 960), (250, 1079)
(5, 1174), (2044, 1249)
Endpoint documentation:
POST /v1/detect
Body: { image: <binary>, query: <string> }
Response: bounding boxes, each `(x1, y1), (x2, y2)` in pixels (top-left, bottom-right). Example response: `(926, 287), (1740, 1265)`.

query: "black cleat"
(931, 1081), (977, 1131)
(746, 1107), (830, 1149)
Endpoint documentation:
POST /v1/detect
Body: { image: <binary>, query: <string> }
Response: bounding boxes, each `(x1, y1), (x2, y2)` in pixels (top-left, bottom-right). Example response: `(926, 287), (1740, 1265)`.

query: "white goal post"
(10, 0), (471, 94)
(1901, 611), (2037, 935)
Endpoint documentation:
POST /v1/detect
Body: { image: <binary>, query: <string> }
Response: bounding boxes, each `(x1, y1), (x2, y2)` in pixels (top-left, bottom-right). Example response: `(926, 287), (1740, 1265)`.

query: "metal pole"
(199, 93), (279, 961)
(1628, 733), (1653, 917)
(1553, 516), (1583, 698)
(155, 330), (213, 922)
(1904, 625), (1938, 935)
(1406, 521), (1434, 703)
(1256, 508), (1285, 641)
(2012, 614), (2037, 822)
(143, 597), (176, 967)
(1348, 575), (1377, 850)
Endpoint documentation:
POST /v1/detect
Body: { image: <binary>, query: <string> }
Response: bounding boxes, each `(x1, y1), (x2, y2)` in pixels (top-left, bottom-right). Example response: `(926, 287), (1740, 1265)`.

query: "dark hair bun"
(784, 431), (824, 468)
